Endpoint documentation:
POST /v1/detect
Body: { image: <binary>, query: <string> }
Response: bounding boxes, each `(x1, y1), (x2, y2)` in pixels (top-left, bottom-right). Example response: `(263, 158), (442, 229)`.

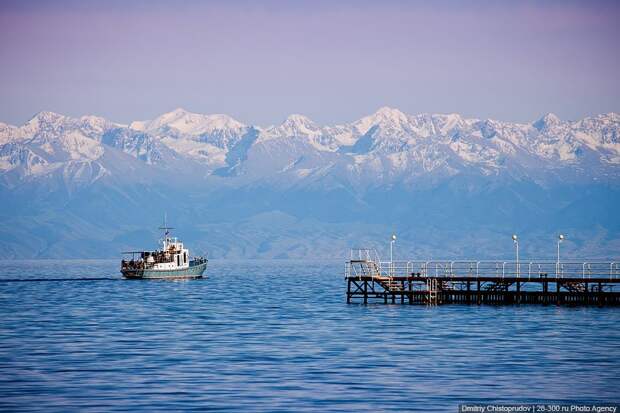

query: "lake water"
(1, 260), (619, 411)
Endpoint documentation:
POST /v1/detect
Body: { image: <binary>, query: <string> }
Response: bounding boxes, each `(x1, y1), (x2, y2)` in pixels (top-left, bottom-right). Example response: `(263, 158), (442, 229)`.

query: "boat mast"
(158, 212), (174, 250)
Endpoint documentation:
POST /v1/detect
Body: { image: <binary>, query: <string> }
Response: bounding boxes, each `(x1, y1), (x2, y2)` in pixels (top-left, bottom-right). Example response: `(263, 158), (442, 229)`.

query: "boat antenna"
(158, 212), (174, 247)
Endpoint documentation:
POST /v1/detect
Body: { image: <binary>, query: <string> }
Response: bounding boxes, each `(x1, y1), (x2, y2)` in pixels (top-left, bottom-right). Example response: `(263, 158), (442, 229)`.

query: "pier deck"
(345, 249), (620, 306)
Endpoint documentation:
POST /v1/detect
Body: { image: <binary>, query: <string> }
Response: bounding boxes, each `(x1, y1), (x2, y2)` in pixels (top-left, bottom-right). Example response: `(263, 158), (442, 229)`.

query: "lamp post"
(557, 234), (564, 276)
(512, 234), (519, 277)
(390, 234), (396, 276)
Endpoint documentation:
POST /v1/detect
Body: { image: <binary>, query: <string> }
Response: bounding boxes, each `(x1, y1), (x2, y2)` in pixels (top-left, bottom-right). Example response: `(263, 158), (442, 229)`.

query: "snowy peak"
(284, 114), (315, 126)
(145, 108), (246, 136)
(533, 113), (562, 131)
(571, 112), (620, 151)
(27, 112), (115, 130)
(603, 112), (620, 122)
(79, 115), (109, 127)
(430, 113), (467, 134)
(168, 107), (189, 117)
(147, 107), (190, 131)
(279, 114), (319, 135)
(257, 114), (323, 144)
(77, 115), (117, 138)
(129, 120), (148, 131)
(576, 112), (620, 128)
(25, 111), (68, 131)
(373, 106), (408, 122)
(0, 122), (19, 145)
(354, 106), (411, 135)
(29, 110), (66, 123)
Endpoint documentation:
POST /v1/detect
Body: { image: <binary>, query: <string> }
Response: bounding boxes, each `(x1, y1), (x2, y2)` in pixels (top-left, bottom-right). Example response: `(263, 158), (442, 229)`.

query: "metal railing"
(349, 248), (381, 263)
(345, 249), (620, 280)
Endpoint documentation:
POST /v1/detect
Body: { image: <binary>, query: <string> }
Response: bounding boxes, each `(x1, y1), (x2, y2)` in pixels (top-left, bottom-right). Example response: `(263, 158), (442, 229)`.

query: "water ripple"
(1, 260), (619, 411)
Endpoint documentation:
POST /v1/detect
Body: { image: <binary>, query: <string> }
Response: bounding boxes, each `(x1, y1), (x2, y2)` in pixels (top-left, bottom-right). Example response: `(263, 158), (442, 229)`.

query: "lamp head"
(512, 234), (518, 242)
(558, 234), (564, 241)
(391, 234), (397, 241)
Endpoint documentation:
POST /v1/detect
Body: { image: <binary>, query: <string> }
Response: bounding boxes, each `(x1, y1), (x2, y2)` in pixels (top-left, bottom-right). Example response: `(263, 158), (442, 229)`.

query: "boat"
(120, 222), (207, 280)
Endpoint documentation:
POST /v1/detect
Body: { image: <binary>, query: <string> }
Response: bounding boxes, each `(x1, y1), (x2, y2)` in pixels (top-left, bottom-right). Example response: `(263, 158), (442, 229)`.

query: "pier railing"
(345, 250), (620, 281)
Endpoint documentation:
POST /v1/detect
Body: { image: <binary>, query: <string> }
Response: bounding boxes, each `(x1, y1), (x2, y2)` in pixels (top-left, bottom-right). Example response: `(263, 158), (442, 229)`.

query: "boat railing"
(190, 257), (208, 265)
(121, 259), (145, 270)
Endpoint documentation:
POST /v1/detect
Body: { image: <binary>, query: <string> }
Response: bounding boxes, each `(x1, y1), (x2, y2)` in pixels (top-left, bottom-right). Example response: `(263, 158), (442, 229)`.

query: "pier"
(345, 249), (620, 306)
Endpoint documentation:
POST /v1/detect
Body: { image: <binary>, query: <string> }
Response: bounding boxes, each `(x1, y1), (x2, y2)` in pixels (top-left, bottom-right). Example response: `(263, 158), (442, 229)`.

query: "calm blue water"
(1, 260), (619, 412)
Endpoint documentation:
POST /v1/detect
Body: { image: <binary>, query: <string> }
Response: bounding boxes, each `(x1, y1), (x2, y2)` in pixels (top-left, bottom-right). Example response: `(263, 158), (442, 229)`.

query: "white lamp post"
(557, 234), (564, 276)
(512, 234), (519, 277)
(390, 234), (396, 276)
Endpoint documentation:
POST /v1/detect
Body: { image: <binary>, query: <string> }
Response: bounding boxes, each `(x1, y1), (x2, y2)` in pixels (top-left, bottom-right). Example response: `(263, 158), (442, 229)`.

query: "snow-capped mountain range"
(1, 107), (619, 259)
(1, 107), (619, 189)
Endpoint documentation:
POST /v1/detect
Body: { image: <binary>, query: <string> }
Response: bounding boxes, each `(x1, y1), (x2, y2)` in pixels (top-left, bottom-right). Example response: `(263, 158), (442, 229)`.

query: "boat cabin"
(122, 235), (190, 271)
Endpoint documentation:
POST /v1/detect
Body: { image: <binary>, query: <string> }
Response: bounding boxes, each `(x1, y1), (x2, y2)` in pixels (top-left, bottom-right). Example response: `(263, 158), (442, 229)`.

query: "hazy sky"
(1, 0), (619, 126)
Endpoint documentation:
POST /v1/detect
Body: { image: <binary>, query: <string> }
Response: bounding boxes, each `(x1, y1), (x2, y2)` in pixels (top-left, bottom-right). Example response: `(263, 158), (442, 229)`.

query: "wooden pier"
(345, 249), (620, 306)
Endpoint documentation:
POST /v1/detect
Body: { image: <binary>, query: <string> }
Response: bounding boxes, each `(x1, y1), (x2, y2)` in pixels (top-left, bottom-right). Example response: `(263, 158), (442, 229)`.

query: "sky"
(0, 0), (619, 126)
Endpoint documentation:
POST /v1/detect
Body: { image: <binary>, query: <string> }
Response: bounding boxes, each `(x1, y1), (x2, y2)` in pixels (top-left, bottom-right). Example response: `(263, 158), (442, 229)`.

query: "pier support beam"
(344, 270), (619, 306)
(347, 279), (351, 304)
(408, 280), (413, 305)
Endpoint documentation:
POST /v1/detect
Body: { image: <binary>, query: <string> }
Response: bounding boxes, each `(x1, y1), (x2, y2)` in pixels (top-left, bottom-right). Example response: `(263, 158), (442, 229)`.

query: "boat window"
(184, 252), (187, 263)
(177, 255), (180, 266)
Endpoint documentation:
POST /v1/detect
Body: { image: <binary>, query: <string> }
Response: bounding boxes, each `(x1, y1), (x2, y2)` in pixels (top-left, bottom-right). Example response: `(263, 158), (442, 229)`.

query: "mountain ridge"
(2, 107), (619, 188)
(1, 107), (619, 259)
